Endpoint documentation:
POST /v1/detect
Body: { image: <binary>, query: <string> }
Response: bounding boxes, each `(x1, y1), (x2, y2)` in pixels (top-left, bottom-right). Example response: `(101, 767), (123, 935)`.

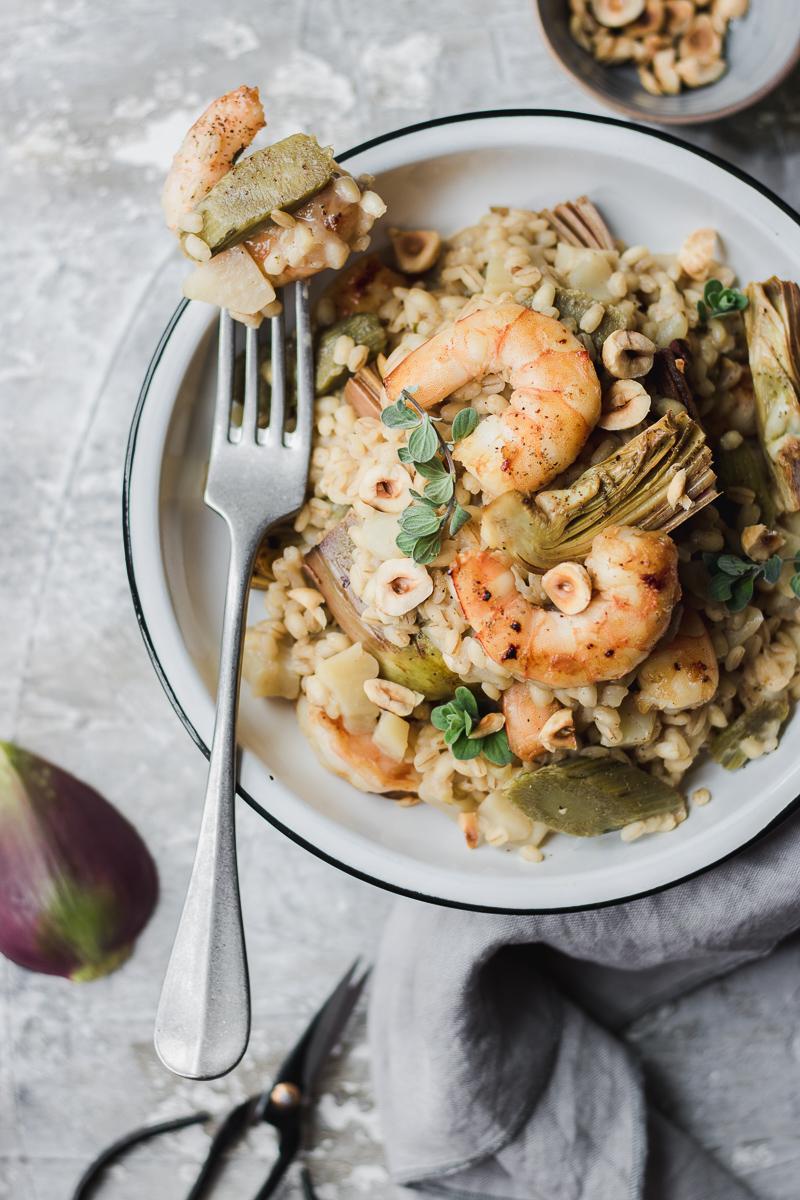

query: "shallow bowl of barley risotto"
(125, 110), (800, 911)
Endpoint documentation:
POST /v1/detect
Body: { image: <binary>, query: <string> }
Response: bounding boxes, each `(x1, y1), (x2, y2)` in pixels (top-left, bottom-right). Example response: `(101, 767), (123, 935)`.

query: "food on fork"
(163, 85), (387, 325)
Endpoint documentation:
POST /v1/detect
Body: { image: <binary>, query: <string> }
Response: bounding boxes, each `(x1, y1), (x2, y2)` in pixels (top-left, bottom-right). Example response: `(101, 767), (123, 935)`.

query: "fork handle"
(154, 528), (257, 1079)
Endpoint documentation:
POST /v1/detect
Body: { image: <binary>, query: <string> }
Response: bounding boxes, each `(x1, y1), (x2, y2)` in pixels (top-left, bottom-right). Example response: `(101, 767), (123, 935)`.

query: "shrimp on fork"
(384, 301), (602, 496)
(451, 526), (680, 687)
(161, 85), (266, 230)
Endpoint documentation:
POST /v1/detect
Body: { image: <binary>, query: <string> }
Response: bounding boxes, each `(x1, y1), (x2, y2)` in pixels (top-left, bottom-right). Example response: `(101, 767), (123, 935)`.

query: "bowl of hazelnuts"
(534, 0), (800, 124)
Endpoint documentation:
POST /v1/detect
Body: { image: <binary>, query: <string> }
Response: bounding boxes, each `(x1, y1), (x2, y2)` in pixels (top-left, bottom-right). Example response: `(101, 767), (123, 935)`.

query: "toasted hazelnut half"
(542, 561), (593, 615)
(389, 228), (442, 274)
(602, 329), (657, 379)
(539, 708), (578, 753)
(599, 379), (651, 430)
(741, 524), (785, 562)
(357, 463), (411, 513)
(678, 227), (717, 280)
(467, 712), (507, 740)
(676, 55), (726, 88)
(664, 0), (695, 34)
(626, 0), (665, 37)
(637, 64), (663, 94)
(590, 0), (645, 27)
(363, 677), (424, 716)
(711, 0), (748, 29)
(652, 47), (681, 94)
(373, 559), (434, 616)
(458, 811), (480, 849)
(679, 14), (723, 60)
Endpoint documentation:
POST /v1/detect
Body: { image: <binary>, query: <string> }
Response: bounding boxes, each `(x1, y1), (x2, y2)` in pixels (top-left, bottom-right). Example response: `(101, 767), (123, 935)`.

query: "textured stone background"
(2, 2), (800, 1197)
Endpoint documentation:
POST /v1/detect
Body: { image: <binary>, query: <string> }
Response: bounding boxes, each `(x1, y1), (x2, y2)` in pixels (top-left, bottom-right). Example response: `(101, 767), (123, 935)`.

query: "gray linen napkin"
(369, 809), (800, 1199)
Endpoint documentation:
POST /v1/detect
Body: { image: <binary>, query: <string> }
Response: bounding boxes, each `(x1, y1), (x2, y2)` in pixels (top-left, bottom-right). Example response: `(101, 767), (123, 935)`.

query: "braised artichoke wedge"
(716, 440), (777, 528)
(744, 277), (800, 513)
(552, 287), (629, 352)
(710, 698), (790, 770)
(304, 516), (458, 700)
(194, 134), (335, 254)
(482, 411), (717, 571)
(316, 313), (387, 395)
(505, 756), (686, 837)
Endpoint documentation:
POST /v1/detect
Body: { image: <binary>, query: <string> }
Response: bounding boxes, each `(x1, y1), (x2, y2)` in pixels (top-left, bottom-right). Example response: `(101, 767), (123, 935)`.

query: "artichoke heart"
(315, 313), (387, 395)
(482, 411), (717, 571)
(303, 514), (458, 700)
(194, 134), (335, 254)
(710, 698), (790, 770)
(744, 277), (800, 513)
(505, 755), (686, 837)
(552, 286), (629, 352)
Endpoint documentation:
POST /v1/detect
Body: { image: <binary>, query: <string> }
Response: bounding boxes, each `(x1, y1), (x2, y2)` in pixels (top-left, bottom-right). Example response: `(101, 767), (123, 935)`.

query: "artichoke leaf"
(710, 698), (790, 770)
(505, 755), (685, 837)
(483, 411), (717, 571)
(744, 277), (800, 513)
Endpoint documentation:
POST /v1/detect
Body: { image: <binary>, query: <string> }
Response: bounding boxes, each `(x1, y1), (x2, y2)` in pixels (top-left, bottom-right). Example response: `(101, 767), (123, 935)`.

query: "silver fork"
(155, 282), (314, 1080)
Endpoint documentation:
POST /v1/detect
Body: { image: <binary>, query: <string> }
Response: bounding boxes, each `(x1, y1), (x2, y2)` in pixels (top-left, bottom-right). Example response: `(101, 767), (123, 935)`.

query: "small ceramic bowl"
(534, 0), (800, 125)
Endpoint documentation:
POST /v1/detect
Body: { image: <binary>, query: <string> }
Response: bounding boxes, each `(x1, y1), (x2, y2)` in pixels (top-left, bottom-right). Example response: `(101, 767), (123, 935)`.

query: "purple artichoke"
(0, 742), (158, 981)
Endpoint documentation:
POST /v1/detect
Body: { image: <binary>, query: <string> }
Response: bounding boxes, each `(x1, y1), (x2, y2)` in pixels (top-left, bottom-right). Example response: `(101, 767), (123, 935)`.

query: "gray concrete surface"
(1, 2), (799, 1196)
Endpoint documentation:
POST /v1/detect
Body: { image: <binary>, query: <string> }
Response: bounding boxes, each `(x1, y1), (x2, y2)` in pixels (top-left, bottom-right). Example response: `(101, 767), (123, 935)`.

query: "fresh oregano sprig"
(431, 687), (515, 766)
(697, 278), (749, 323)
(381, 389), (477, 564)
(703, 549), (800, 613)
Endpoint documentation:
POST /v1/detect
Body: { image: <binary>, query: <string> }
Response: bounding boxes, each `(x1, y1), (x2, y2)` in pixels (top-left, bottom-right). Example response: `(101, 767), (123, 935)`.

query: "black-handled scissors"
(71, 960), (370, 1200)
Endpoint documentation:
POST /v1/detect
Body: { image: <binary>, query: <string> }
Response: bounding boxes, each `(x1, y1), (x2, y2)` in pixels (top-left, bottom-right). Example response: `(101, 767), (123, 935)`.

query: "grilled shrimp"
(161, 85), (265, 230)
(298, 700), (419, 795)
(451, 526), (680, 687)
(245, 179), (379, 285)
(384, 301), (602, 496)
(636, 610), (719, 712)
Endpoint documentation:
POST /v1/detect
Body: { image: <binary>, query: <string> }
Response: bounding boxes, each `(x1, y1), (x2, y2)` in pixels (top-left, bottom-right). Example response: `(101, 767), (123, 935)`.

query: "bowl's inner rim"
(124, 108), (800, 913)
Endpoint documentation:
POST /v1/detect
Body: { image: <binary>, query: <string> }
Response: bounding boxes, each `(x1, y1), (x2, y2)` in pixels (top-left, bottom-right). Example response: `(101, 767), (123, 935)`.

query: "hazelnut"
(389, 228), (442, 274)
(676, 55), (726, 87)
(678, 227), (717, 280)
(711, 0), (748, 31)
(740, 524), (785, 563)
(626, 0), (665, 37)
(542, 561), (593, 615)
(363, 677), (424, 716)
(590, 0), (646, 27)
(458, 811), (480, 849)
(679, 13), (723, 60)
(539, 708), (578, 753)
(652, 47), (681, 94)
(664, 0), (695, 34)
(599, 379), (652, 430)
(601, 329), (657, 379)
(467, 712), (507, 740)
(357, 464), (411, 513)
(373, 559), (434, 616)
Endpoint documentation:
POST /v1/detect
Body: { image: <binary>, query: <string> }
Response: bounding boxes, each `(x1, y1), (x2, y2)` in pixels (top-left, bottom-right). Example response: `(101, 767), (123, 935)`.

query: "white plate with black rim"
(124, 109), (800, 913)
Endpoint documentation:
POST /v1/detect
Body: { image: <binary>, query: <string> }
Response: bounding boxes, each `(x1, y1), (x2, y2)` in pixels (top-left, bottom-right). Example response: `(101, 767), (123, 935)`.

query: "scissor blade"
(301, 961), (370, 1093)
(264, 960), (369, 1098)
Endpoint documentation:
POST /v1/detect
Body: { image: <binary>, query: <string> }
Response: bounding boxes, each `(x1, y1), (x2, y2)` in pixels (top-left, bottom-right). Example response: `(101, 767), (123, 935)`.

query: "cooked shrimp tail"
(161, 85), (266, 230)
(451, 525), (680, 687)
(298, 699), (420, 795)
(384, 301), (602, 496)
